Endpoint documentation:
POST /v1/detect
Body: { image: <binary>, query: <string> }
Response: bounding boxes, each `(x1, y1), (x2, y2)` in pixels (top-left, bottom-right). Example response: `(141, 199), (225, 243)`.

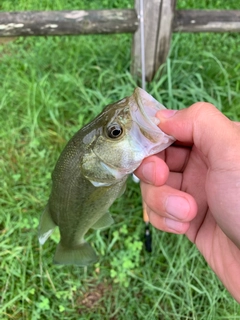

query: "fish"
(38, 87), (175, 266)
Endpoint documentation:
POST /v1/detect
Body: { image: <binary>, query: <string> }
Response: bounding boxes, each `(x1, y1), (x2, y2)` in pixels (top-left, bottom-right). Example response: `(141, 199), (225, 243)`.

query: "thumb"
(157, 103), (240, 249)
(157, 102), (240, 168)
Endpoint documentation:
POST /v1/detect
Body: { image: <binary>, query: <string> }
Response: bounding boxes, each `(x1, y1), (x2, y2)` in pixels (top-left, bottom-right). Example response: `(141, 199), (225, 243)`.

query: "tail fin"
(38, 204), (56, 245)
(53, 242), (98, 266)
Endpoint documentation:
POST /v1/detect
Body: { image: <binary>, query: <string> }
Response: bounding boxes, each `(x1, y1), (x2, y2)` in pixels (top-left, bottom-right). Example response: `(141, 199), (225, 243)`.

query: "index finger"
(161, 145), (191, 173)
(135, 145), (191, 186)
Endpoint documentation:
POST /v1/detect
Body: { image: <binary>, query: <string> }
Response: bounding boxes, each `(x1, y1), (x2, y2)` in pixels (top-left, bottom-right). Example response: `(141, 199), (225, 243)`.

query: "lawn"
(0, 0), (240, 319)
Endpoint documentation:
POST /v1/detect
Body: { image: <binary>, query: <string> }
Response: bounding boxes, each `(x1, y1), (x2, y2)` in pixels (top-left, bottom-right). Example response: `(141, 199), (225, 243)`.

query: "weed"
(109, 225), (143, 287)
(0, 0), (240, 319)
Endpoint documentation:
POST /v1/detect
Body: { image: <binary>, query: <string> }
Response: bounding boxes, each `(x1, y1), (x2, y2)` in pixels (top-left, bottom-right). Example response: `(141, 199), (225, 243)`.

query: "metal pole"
(139, 0), (146, 90)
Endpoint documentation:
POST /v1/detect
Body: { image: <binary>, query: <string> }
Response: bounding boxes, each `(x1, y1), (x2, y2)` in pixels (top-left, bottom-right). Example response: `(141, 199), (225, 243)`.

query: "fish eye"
(106, 123), (123, 139)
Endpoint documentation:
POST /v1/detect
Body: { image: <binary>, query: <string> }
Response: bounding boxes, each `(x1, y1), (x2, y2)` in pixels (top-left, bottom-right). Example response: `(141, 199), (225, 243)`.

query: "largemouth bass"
(38, 88), (175, 266)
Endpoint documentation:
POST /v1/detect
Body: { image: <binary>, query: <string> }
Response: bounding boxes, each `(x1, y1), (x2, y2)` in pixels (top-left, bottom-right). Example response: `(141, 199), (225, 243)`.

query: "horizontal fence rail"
(174, 10), (240, 32)
(0, 9), (138, 36)
(0, 9), (240, 37)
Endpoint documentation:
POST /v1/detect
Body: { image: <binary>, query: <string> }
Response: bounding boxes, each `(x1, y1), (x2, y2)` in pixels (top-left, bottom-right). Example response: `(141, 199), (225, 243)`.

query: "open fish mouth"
(132, 87), (162, 128)
(129, 87), (175, 157)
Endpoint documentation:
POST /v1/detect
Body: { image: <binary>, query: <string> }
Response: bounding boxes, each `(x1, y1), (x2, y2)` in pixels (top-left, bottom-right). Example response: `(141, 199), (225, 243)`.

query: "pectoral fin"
(38, 204), (56, 245)
(118, 182), (126, 198)
(53, 242), (98, 266)
(91, 212), (114, 230)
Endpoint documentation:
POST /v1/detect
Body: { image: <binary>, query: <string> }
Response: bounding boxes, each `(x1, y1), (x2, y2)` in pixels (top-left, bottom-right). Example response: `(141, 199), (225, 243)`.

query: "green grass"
(0, 0), (240, 319)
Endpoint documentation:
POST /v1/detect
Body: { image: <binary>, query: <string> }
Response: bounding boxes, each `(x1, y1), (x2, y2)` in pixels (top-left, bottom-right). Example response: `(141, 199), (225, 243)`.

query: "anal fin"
(91, 212), (114, 230)
(38, 204), (56, 245)
(53, 242), (98, 266)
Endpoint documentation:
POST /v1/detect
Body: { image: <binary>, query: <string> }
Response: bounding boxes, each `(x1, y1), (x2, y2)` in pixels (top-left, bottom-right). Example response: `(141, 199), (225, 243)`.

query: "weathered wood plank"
(173, 10), (240, 32)
(155, 0), (176, 80)
(132, 0), (176, 82)
(0, 10), (138, 36)
(0, 9), (239, 37)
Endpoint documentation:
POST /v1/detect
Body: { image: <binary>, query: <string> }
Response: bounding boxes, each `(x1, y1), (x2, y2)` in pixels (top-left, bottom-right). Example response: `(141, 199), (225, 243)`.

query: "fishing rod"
(132, 0), (152, 253)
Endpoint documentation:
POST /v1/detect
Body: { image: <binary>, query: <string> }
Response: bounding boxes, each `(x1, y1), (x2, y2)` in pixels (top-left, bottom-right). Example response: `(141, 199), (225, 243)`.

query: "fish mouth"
(132, 87), (162, 129)
(129, 87), (175, 157)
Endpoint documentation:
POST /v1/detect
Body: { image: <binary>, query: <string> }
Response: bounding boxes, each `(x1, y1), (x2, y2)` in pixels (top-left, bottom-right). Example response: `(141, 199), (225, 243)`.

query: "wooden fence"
(0, 0), (239, 81)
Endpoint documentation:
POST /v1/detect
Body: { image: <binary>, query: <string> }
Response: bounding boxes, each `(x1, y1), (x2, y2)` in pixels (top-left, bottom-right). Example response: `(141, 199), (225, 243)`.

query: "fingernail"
(156, 109), (178, 119)
(165, 218), (184, 232)
(142, 162), (155, 184)
(165, 196), (190, 220)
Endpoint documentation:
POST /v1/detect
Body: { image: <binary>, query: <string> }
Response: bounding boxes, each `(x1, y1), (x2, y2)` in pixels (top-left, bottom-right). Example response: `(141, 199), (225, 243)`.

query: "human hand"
(134, 103), (240, 303)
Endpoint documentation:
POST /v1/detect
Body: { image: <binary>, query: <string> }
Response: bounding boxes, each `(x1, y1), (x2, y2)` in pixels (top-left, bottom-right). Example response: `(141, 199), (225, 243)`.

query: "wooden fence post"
(132, 0), (176, 82)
